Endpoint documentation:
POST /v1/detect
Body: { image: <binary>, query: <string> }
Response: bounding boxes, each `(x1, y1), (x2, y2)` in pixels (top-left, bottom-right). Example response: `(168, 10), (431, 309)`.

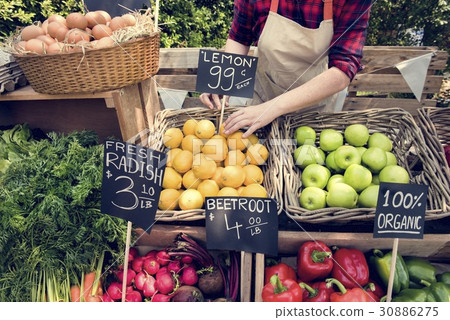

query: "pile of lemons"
(159, 119), (270, 211)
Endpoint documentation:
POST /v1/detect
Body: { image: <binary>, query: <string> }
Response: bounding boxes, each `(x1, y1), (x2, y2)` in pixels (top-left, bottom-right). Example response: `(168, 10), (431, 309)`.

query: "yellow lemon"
(181, 134), (203, 154)
(158, 189), (181, 210)
(202, 137), (228, 162)
(194, 119), (216, 139)
(192, 153), (217, 179)
(197, 179), (220, 200)
(182, 169), (201, 189)
(241, 183), (268, 198)
(211, 167), (224, 188)
(182, 119), (199, 136)
(227, 131), (250, 151)
(221, 165), (246, 188)
(243, 164), (264, 185)
(163, 127), (183, 149)
(237, 186), (246, 196)
(179, 189), (204, 210)
(162, 167), (182, 189)
(219, 123), (230, 138)
(172, 150), (193, 174)
(247, 133), (260, 146)
(225, 149), (247, 166)
(166, 148), (182, 167)
(246, 143), (269, 165)
(217, 187), (239, 197)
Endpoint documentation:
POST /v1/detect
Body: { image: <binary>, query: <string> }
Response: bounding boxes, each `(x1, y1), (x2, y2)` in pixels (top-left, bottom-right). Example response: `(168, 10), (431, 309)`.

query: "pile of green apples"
(293, 124), (410, 210)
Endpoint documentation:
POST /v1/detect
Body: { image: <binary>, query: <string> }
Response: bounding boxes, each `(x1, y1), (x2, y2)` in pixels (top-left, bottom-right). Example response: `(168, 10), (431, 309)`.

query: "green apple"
(334, 145), (362, 170)
(299, 187), (327, 210)
(326, 183), (358, 208)
(385, 151), (397, 166)
(379, 165), (410, 184)
(362, 147), (387, 173)
(317, 148), (326, 163)
(358, 185), (380, 208)
(356, 146), (367, 157)
(301, 164), (331, 189)
(325, 151), (343, 173)
(319, 129), (344, 152)
(344, 124), (369, 147)
(372, 174), (380, 185)
(293, 145), (325, 169)
(344, 163), (372, 192)
(295, 126), (316, 146)
(368, 132), (393, 152)
(327, 174), (345, 191)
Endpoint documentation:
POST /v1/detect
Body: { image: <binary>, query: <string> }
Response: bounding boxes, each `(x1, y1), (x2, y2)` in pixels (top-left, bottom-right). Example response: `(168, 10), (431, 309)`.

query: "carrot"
(70, 285), (81, 302)
(82, 272), (96, 301)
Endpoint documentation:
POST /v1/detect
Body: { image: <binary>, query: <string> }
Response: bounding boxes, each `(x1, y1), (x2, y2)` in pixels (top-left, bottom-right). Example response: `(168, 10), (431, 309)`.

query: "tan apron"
(251, 0), (342, 112)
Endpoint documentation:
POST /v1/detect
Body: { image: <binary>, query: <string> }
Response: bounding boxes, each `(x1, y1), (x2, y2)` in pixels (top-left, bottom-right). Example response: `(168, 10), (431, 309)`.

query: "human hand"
(223, 104), (277, 138)
(199, 93), (229, 109)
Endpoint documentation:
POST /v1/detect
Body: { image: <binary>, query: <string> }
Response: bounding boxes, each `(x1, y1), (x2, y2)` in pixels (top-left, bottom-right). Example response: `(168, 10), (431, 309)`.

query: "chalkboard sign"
(196, 49), (258, 99)
(101, 140), (166, 232)
(373, 182), (428, 239)
(205, 197), (278, 256)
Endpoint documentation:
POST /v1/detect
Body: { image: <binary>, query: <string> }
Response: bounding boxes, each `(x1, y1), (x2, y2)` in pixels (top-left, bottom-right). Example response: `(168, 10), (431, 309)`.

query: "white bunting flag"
(158, 88), (188, 109)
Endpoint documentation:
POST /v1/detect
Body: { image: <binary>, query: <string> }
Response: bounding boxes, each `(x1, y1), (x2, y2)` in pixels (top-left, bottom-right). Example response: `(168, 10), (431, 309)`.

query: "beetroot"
(143, 257), (160, 275)
(198, 266), (224, 297)
(107, 282), (122, 301)
(125, 290), (142, 302)
(181, 266), (198, 286)
(171, 286), (204, 302)
(155, 272), (175, 295)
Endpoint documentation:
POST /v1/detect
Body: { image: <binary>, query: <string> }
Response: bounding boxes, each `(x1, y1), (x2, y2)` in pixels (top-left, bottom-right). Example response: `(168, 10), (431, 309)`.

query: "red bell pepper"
(331, 247), (369, 288)
(363, 283), (381, 302)
(300, 281), (335, 302)
(262, 275), (303, 302)
(365, 279), (385, 299)
(327, 278), (374, 302)
(297, 241), (333, 282)
(264, 260), (297, 285)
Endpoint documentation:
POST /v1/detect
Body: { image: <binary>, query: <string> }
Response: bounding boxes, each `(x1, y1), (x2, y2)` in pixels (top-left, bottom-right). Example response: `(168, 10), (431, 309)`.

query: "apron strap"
(270, 0), (333, 21)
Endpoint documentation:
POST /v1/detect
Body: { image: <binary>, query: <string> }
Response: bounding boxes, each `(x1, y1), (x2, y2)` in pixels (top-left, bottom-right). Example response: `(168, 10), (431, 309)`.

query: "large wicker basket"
(147, 106), (283, 222)
(416, 107), (450, 213)
(12, 32), (160, 94)
(274, 108), (450, 223)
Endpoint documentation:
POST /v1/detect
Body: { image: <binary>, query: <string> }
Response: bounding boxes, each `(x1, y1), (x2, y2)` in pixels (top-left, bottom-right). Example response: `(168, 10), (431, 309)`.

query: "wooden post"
(121, 221), (133, 302)
(254, 253), (265, 302)
(386, 238), (399, 302)
(240, 251), (252, 302)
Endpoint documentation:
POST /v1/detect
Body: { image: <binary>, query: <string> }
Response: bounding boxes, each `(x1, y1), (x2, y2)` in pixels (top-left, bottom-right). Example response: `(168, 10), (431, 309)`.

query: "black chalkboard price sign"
(205, 197), (278, 256)
(373, 182), (428, 239)
(196, 49), (258, 99)
(101, 140), (166, 232)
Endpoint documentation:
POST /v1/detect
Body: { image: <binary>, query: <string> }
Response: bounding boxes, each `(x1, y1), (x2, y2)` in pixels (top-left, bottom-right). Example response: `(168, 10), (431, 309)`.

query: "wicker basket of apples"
(274, 108), (450, 223)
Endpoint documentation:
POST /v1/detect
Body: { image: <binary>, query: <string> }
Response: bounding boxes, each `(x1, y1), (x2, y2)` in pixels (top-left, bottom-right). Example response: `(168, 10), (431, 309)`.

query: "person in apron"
(200, 0), (372, 137)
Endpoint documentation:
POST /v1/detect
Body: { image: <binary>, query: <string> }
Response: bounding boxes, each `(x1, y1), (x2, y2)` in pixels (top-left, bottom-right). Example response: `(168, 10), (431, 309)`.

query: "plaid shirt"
(229, 0), (372, 80)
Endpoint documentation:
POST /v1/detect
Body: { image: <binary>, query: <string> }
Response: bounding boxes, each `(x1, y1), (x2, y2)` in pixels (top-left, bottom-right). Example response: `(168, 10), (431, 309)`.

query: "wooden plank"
(240, 252), (253, 302)
(155, 74), (197, 91)
(159, 48), (204, 69)
(343, 97), (436, 115)
(139, 77), (161, 129)
(349, 74), (444, 94)
(254, 253), (265, 302)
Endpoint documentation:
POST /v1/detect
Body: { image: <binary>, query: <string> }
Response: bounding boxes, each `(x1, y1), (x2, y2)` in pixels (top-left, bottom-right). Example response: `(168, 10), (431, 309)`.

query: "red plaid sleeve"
(229, 0), (255, 46)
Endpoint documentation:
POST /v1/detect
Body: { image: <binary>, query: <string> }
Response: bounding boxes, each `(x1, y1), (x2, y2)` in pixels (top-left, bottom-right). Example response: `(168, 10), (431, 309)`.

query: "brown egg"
(54, 25), (69, 42)
(66, 12), (88, 30)
(85, 11), (107, 28)
(21, 25), (45, 41)
(36, 34), (56, 46)
(41, 20), (49, 33)
(15, 41), (27, 52)
(96, 36), (115, 49)
(48, 14), (67, 26)
(47, 42), (64, 54)
(91, 24), (113, 40)
(121, 14), (136, 27)
(47, 22), (66, 38)
(66, 29), (90, 44)
(109, 16), (127, 31)
(25, 39), (47, 54)
(96, 10), (111, 23)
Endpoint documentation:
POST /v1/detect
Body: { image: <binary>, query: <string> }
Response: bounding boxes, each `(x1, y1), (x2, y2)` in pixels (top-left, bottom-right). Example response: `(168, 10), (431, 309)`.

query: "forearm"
(224, 38), (250, 56)
(266, 67), (350, 117)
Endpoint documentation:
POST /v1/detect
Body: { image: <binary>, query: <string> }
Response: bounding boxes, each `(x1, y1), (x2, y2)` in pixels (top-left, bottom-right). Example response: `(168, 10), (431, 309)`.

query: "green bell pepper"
(369, 249), (409, 295)
(392, 288), (429, 302)
(404, 257), (436, 285)
(437, 272), (450, 285)
(422, 280), (450, 302)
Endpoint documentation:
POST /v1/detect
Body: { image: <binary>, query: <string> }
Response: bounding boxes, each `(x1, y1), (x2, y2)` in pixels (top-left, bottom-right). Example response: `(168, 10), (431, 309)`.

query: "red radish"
(181, 256), (193, 264)
(142, 276), (157, 298)
(167, 260), (181, 274)
(134, 271), (147, 291)
(143, 258), (160, 275)
(152, 293), (170, 302)
(181, 266), (198, 286)
(126, 285), (134, 293)
(107, 282), (122, 300)
(131, 256), (146, 273)
(155, 272), (175, 294)
(156, 250), (171, 266)
(156, 266), (169, 277)
(145, 250), (158, 259)
(115, 268), (136, 286)
(129, 247), (139, 262)
(125, 290), (142, 302)
(101, 293), (114, 302)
